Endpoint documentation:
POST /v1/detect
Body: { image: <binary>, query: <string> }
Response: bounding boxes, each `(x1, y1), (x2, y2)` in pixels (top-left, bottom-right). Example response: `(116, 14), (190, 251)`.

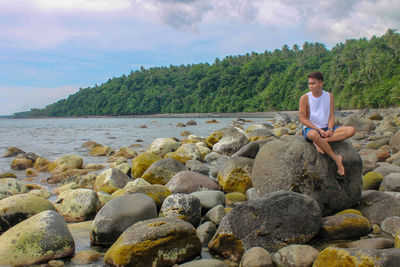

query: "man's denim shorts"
(302, 125), (340, 141)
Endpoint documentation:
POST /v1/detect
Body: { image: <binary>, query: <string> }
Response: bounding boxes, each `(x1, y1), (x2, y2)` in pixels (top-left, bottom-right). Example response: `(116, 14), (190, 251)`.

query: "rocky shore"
(1, 108), (400, 266)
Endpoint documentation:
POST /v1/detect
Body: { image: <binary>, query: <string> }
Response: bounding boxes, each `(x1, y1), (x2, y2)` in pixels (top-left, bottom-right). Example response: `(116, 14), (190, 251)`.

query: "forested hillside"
(18, 29), (400, 117)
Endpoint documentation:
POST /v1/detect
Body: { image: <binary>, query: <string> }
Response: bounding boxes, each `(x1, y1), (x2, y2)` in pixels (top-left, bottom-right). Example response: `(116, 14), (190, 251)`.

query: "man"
(299, 71), (355, 176)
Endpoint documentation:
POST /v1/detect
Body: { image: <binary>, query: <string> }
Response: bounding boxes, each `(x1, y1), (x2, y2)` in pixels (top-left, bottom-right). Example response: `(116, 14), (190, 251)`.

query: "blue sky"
(1, 0), (399, 115)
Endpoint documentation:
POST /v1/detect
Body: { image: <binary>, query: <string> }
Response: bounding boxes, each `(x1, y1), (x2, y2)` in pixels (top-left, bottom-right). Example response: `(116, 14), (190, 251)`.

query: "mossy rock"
(34, 156), (50, 172)
(113, 147), (138, 159)
(395, 229), (400, 248)
(25, 168), (38, 177)
(195, 142), (212, 158)
(94, 168), (132, 194)
(103, 217), (201, 266)
(48, 155), (83, 174)
(0, 210), (75, 266)
(89, 145), (113, 156)
(363, 171), (384, 190)
(206, 130), (224, 146)
(217, 157), (253, 194)
(0, 193), (55, 232)
(131, 152), (162, 178)
(335, 209), (363, 216)
(47, 168), (94, 184)
(164, 143), (201, 164)
(11, 154), (35, 170)
(320, 213), (371, 240)
(142, 158), (186, 185)
(2, 147), (25, 157)
(0, 172), (16, 178)
(147, 138), (180, 157)
(0, 178), (28, 195)
(225, 192), (246, 206)
(112, 184), (171, 209)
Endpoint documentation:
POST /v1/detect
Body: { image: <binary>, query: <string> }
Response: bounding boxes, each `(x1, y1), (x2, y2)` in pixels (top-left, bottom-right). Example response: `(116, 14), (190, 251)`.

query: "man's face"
(308, 78), (323, 93)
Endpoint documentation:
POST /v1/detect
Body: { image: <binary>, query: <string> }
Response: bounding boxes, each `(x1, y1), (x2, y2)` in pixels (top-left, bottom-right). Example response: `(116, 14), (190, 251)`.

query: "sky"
(0, 0), (399, 115)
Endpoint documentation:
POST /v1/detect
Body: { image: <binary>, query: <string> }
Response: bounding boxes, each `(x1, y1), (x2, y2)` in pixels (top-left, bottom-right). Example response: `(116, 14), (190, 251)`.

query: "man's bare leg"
(307, 130), (345, 176)
(313, 141), (325, 154)
(325, 126), (355, 142)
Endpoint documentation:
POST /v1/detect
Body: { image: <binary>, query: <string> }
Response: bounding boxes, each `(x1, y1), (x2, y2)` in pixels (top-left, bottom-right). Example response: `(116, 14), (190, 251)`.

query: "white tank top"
(307, 90), (330, 129)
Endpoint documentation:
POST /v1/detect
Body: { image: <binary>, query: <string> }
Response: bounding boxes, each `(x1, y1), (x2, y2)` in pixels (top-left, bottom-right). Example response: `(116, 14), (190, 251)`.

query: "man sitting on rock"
(299, 71), (355, 176)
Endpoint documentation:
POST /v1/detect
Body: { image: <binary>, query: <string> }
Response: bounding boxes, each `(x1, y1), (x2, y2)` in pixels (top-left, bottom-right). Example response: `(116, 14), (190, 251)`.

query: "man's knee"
(345, 126), (355, 138)
(307, 130), (320, 140)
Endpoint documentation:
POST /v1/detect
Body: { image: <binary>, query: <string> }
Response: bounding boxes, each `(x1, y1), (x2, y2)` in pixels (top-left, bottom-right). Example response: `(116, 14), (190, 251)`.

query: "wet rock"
(160, 193), (202, 226)
(142, 158), (186, 185)
(191, 190), (225, 212)
(196, 221), (217, 247)
(1, 147), (25, 157)
(11, 153), (35, 170)
(213, 127), (249, 156)
(55, 188), (100, 222)
(313, 247), (400, 267)
(343, 114), (375, 133)
(166, 171), (219, 194)
(94, 168), (132, 194)
(89, 145), (113, 156)
(131, 152), (162, 178)
(0, 210), (74, 266)
(252, 136), (362, 215)
(218, 157), (253, 194)
(379, 173), (400, 191)
(148, 137), (180, 157)
(0, 178), (28, 195)
(48, 155), (83, 174)
(112, 184), (171, 209)
(91, 193), (157, 246)
(186, 120), (197, 126)
(177, 122), (186, 127)
(0, 193), (55, 232)
(241, 247), (273, 267)
(355, 190), (400, 225)
(71, 250), (101, 264)
(33, 156), (50, 172)
(0, 172), (16, 178)
(319, 213), (371, 240)
(271, 244), (318, 267)
(165, 143), (202, 164)
(103, 217), (201, 266)
(208, 191), (322, 262)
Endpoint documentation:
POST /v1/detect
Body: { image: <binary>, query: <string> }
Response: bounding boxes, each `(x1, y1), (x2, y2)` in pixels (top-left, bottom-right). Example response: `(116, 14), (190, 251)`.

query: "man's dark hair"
(308, 71), (323, 81)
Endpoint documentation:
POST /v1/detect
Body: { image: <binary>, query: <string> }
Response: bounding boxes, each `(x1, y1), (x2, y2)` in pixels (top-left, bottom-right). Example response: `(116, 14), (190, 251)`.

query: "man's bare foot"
(313, 141), (325, 154)
(335, 154), (345, 176)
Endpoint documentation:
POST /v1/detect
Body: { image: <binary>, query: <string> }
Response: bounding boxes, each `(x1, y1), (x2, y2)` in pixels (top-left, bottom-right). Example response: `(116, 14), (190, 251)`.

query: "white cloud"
(32, 0), (132, 11)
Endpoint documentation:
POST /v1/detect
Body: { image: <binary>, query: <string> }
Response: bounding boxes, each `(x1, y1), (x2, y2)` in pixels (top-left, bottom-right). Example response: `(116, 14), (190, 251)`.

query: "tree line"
(15, 29), (400, 118)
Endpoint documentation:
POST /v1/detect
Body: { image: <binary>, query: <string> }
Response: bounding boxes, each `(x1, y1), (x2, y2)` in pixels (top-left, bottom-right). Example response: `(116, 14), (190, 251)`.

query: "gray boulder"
(179, 259), (229, 267)
(208, 191), (322, 262)
(90, 193), (157, 246)
(241, 247), (273, 267)
(376, 120), (398, 134)
(210, 155), (230, 178)
(0, 210), (74, 266)
(379, 173), (400, 192)
(203, 204), (226, 225)
(94, 168), (132, 194)
(252, 136), (362, 215)
(232, 142), (260, 159)
(271, 245), (318, 267)
(345, 238), (394, 249)
(273, 112), (291, 126)
(343, 114), (375, 132)
(186, 159), (210, 176)
(213, 127), (249, 156)
(196, 221), (217, 247)
(319, 214), (371, 240)
(166, 171), (219, 194)
(160, 193), (202, 226)
(355, 190), (400, 225)
(191, 190), (225, 212)
(373, 163), (400, 176)
(381, 216), (400, 238)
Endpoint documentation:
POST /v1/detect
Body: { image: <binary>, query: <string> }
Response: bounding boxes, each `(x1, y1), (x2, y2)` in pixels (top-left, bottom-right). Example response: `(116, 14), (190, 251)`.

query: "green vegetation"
(16, 29), (400, 117)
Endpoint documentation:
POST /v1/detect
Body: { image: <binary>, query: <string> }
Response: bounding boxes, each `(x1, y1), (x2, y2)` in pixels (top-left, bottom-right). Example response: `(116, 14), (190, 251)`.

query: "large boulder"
(390, 129), (400, 154)
(148, 137), (180, 157)
(48, 155), (83, 174)
(103, 217), (201, 266)
(212, 127), (249, 156)
(94, 168), (132, 194)
(232, 142), (260, 159)
(10, 153), (36, 170)
(142, 158), (186, 185)
(354, 190), (400, 225)
(91, 193), (157, 246)
(165, 143), (202, 164)
(208, 191), (322, 262)
(159, 193), (202, 226)
(217, 157), (253, 194)
(0, 178), (28, 195)
(273, 112), (291, 126)
(166, 171), (219, 194)
(252, 136), (362, 215)
(271, 245), (318, 267)
(54, 188), (101, 222)
(0, 193), (55, 232)
(319, 213), (371, 240)
(131, 152), (162, 178)
(343, 114), (375, 133)
(0, 210), (74, 266)
(313, 247), (400, 267)
(33, 156), (50, 172)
